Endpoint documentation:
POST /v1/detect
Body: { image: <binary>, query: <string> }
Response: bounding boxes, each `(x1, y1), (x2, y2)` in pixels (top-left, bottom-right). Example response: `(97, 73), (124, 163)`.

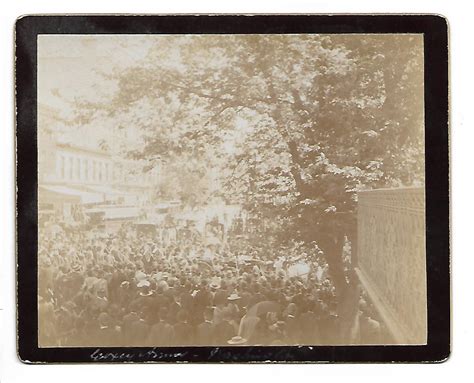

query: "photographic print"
(16, 15), (449, 363)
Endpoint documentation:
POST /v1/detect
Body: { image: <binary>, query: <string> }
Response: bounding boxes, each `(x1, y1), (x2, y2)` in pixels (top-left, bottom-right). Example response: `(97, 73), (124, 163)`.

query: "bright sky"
(38, 35), (155, 118)
(37, 34), (258, 154)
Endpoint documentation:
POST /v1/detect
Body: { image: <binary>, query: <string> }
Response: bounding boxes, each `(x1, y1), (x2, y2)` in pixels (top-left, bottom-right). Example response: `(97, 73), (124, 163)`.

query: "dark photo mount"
(16, 14), (449, 363)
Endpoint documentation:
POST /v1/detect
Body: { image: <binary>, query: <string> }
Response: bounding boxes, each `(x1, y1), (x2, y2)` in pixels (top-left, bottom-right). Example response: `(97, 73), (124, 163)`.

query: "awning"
(84, 185), (135, 198)
(39, 185), (103, 204)
(86, 206), (141, 220)
(103, 206), (140, 220)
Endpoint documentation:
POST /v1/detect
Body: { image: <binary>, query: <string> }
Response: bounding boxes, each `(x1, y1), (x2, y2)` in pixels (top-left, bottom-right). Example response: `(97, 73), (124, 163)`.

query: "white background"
(1, 1), (470, 382)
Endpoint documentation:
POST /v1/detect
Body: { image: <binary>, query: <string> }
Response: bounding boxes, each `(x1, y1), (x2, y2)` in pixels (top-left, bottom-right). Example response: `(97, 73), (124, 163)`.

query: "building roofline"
(56, 142), (110, 157)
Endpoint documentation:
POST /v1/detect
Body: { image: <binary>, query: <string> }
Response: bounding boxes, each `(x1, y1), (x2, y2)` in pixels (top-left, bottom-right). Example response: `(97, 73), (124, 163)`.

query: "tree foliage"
(74, 34), (424, 291)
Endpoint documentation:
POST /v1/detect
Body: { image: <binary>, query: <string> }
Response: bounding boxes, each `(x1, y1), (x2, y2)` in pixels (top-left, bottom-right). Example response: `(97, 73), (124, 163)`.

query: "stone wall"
(356, 187), (427, 344)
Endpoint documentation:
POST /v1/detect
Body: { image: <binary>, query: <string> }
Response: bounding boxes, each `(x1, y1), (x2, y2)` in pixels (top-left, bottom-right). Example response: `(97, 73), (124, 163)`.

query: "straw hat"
(137, 279), (151, 288)
(209, 277), (222, 290)
(227, 336), (247, 345)
(227, 292), (241, 301)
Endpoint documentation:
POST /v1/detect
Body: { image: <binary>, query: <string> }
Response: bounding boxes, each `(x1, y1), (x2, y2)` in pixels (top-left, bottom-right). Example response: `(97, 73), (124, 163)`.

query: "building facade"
(38, 104), (161, 222)
(356, 187), (427, 345)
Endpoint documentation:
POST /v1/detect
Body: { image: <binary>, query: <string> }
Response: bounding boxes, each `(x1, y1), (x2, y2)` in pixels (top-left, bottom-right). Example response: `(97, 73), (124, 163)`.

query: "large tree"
(76, 34), (424, 294)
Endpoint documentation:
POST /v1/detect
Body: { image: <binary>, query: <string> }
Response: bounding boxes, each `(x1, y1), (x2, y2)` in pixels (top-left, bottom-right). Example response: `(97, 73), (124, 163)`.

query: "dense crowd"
(38, 218), (381, 347)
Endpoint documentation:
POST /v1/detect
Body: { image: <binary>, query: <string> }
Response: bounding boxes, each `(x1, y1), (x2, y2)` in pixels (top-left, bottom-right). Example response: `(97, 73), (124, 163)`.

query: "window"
(98, 162), (103, 182)
(86, 160), (90, 181)
(75, 158), (80, 180)
(69, 157), (73, 179)
(82, 159), (87, 180)
(59, 155), (65, 179)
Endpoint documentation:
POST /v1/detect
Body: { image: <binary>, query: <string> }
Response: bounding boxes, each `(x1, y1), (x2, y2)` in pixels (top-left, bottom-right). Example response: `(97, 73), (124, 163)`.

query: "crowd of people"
(38, 216), (382, 347)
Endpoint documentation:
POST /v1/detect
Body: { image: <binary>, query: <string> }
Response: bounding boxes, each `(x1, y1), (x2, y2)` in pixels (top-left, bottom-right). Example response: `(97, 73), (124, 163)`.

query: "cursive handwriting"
(90, 348), (187, 362)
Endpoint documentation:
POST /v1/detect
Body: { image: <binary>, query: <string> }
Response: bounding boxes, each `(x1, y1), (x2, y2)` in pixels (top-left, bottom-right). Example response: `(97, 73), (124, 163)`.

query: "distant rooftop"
(56, 142), (110, 157)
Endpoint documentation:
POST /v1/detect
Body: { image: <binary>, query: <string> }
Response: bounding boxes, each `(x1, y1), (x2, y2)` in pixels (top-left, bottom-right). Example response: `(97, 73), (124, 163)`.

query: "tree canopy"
(74, 34), (425, 291)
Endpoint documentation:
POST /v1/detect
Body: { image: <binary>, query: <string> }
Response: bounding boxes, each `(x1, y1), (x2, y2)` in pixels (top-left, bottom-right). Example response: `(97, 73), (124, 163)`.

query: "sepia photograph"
(35, 32), (428, 349)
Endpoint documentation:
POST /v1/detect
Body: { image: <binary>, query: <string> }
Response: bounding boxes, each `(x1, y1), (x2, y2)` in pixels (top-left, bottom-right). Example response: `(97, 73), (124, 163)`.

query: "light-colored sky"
(37, 34), (257, 153)
(38, 35), (162, 152)
(38, 35), (155, 118)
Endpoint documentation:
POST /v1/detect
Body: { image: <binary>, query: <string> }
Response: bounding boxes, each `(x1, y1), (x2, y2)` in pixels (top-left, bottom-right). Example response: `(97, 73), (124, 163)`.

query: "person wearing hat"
(128, 310), (151, 347)
(64, 263), (84, 301)
(212, 293), (227, 326)
(209, 276), (221, 289)
(89, 281), (109, 313)
(116, 280), (133, 308)
(223, 292), (241, 332)
(121, 309), (139, 339)
(195, 307), (216, 346)
(212, 285), (227, 308)
(167, 290), (183, 324)
(128, 280), (155, 320)
(137, 279), (153, 296)
(237, 281), (251, 309)
(195, 280), (212, 310)
(173, 309), (194, 346)
(149, 283), (171, 322)
(213, 311), (236, 345)
(108, 268), (126, 305)
(180, 289), (195, 317)
(146, 307), (175, 346)
(247, 283), (265, 308)
(91, 312), (119, 347)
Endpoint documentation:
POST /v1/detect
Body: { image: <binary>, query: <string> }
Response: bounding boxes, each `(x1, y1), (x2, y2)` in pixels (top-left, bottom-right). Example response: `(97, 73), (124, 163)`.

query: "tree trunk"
(318, 233), (348, 297)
